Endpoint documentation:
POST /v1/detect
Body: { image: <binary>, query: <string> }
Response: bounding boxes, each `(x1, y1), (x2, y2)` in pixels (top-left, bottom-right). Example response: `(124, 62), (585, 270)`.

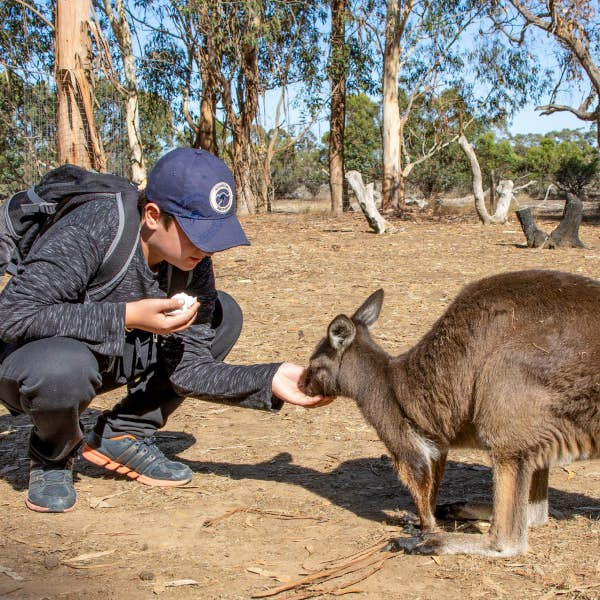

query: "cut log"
(345, 171), (397, 234)
(516, 193), (585, 249)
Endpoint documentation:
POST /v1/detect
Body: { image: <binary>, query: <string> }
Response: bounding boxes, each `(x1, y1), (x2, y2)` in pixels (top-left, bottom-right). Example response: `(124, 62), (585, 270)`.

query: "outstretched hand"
(272, 363), (335, 408)
(125, 297), (200, 334)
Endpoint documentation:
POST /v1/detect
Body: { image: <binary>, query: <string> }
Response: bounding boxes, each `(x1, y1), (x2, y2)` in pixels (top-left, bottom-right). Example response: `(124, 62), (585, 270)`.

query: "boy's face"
(142, 203), (213, 270)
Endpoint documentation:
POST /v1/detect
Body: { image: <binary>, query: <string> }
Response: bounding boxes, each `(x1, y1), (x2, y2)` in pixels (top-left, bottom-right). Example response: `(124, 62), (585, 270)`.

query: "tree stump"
(516, 193), (585, 249)
(515, 208), (549, 248)
(547, 193), (585, 248)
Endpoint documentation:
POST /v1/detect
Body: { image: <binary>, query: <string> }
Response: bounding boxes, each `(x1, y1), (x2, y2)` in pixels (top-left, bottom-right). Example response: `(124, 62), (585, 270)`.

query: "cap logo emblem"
(209, 182), (233, 214)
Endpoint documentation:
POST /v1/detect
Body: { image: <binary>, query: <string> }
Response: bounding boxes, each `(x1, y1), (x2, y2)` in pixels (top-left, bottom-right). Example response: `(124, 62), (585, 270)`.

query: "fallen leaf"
(0, 565), (23, 581)
(63, 550), (115, 564)
(561, 466), (576, 479)
(89, 498), (114, 509)
(88, 490), (131, 509)
(246, 567), (289, 582)
(164, 579), (199, 587)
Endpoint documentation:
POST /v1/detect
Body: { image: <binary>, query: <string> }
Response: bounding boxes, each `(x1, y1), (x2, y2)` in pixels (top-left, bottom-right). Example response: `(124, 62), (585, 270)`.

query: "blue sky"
(508, 108), (588, 136)
(128, 3), (594, 140)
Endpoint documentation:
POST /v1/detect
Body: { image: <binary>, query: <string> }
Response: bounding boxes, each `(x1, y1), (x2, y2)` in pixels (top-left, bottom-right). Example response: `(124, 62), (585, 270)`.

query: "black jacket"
(0, 198), (281, 410)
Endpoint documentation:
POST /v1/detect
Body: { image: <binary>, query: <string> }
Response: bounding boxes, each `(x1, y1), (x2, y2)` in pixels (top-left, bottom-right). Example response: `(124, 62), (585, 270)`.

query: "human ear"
(143, 202), (162, 231)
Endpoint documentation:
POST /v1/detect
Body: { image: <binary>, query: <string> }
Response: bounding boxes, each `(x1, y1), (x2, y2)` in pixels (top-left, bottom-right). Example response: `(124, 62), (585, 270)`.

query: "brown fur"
(304, 270), (600, 556)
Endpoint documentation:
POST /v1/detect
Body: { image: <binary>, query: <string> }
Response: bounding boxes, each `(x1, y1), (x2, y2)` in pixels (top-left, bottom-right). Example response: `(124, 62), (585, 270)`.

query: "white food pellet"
(166, 292), (197, 315)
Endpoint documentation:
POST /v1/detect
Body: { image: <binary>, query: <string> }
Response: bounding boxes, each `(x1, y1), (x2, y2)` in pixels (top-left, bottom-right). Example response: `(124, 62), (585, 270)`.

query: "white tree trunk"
(493, 179), (514, 224)
(103, 0), (146, 185)
(458, 134), (492, 224)
(345, 171), (397, 234)
(382, 1), (402, 210)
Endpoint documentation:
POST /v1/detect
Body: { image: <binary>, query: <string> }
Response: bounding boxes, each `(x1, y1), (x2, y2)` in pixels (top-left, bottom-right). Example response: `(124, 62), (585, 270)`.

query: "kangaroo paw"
(384, 534), (449, 555)
(383, 536), (423, 554)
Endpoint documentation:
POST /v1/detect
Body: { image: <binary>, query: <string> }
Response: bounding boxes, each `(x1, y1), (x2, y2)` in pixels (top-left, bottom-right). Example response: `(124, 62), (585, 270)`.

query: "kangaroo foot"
(386, 532), (527, 557)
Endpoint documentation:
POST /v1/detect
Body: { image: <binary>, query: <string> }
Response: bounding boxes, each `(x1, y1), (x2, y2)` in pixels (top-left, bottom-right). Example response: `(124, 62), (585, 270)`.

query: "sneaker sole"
(25, 497), (75, 513)
(81, 444), (192, 488)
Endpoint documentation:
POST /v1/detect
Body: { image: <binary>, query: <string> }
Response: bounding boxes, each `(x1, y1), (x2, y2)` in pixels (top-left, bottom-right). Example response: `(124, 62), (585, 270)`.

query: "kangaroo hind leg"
(391, 458), (532, 557)
(527, 467), (549, 526)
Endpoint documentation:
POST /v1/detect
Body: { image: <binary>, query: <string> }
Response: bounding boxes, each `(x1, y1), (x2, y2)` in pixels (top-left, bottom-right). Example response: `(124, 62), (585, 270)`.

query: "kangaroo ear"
(352, 289), (384, 328)
(328, 315), (356, 350)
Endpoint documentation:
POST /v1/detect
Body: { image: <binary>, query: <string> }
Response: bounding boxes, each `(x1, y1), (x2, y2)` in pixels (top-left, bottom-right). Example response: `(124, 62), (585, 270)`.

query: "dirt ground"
(1, 201), (600, 600)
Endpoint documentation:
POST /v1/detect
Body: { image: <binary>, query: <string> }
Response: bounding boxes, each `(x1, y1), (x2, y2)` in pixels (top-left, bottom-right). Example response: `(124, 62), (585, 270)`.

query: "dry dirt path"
(1, 212), (599, 599)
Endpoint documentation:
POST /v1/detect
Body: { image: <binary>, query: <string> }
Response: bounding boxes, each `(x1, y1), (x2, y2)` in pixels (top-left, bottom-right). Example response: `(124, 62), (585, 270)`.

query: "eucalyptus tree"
(357, 0), (543, 211)
(329, 0), (348, 215)
(55, 0), (106, 170)
(492, 0), (600, 148)
(93, 0), (147, 184)
(344, 93), (382, 182)
(137, 0), (326, 213)
(378, 0), (493, 210)
(0, 0), (54, 190)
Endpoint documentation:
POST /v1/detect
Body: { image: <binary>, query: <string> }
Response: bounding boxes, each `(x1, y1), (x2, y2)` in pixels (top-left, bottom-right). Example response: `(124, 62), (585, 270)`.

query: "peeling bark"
(101, 0), (146, 184)
(55, 0), (106, 171)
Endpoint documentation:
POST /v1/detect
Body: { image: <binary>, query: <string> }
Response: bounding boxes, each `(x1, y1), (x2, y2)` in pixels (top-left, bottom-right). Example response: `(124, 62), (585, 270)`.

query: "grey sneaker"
(26, 458), (76, 513)
(81, 432), (192, 487)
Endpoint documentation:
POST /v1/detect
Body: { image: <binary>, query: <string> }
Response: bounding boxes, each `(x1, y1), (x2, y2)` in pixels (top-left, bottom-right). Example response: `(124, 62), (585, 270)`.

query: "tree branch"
(536, 102), (598, 120)
(13, 0), (53, 29)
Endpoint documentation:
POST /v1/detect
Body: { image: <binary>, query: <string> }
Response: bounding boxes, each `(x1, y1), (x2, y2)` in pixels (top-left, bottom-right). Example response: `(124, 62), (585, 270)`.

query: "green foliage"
(410, 144), (471, 198)
(555, 154), (599, 195)
(270, 131), (327, 197)
(0, 1), (54, 194)
(407, 125), (600, 199)
(138, 91), (177, 166)
(85, 79), (177, 177)
(0, 73), (57, 196)
(474, 132), (521, 181)
(343, 94), (381, 181)
(515, 131), (597, 193)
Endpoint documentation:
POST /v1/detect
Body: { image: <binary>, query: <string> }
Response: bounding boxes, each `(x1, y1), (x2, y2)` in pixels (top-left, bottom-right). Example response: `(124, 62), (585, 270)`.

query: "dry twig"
(203, 507), (325, 528)
(251, 544), (399, 598)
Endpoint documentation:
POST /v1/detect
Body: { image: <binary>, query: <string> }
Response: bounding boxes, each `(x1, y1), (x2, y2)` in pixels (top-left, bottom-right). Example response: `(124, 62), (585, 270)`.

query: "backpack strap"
(20, 187), (56, 215)
(87, 190), (141, 301)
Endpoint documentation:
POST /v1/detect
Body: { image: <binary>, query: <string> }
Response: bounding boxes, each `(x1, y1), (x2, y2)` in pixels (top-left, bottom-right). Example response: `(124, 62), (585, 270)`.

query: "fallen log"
(345, 170), (397, 234)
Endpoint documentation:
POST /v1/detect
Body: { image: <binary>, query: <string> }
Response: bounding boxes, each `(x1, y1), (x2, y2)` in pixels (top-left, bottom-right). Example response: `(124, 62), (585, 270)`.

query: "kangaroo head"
(304, 289), (384, 397)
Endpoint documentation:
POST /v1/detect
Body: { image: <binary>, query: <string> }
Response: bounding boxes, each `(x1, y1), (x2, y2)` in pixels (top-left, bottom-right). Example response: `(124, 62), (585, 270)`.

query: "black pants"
(0, 291), (242, 465)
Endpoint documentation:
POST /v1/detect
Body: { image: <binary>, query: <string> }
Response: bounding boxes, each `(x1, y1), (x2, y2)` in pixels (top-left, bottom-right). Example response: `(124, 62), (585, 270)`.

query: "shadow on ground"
(2, 414), (598, 526)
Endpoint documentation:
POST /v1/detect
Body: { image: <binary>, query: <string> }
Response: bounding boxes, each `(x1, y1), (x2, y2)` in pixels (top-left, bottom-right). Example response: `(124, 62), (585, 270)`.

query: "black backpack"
(0, 164), (141, 301)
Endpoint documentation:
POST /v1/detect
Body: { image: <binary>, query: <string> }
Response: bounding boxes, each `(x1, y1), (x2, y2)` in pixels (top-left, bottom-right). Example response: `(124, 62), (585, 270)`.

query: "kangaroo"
(303, 270), (600, 557)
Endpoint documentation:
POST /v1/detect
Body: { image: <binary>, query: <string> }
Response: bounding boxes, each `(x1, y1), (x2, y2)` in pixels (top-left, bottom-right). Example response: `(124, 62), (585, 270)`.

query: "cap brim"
(175, 213), (250, 252)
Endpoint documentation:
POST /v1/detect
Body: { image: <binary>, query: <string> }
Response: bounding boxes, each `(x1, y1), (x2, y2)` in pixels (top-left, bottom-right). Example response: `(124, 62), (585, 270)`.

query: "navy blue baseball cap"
(145, 148), (250, 252)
